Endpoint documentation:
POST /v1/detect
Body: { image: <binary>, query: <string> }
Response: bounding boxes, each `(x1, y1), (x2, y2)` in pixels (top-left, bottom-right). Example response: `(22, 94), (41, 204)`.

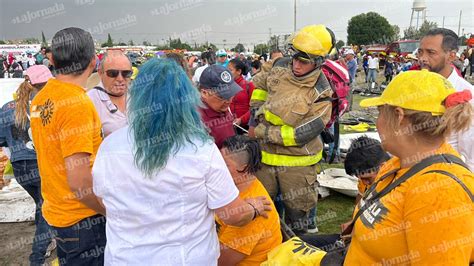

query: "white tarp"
(318, 168), (359, 197)
(0, 78), (23, 106)
(0, 44), (41, 55)
(0, 179), (35, 223)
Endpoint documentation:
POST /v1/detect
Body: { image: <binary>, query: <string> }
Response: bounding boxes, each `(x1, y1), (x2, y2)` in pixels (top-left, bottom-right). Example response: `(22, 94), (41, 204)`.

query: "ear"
(394, 107), (406, 126)
(447, 50), (457, 63)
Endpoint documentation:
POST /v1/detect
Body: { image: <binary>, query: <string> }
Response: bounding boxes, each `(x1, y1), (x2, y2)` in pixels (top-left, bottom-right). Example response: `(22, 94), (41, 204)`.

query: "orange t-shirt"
(30, 78), (103, 227)
(217, 179), (282, 266)
(345, 143), (474, 265)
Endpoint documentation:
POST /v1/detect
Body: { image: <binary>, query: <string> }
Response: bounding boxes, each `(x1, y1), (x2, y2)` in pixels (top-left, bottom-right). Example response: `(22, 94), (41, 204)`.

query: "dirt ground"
(0, 222), (56, 266)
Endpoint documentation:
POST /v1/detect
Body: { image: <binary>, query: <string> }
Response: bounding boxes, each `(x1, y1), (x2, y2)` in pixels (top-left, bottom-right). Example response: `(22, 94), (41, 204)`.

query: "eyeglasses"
(209, 91), (232, 103)
(105, 69), (133, 79)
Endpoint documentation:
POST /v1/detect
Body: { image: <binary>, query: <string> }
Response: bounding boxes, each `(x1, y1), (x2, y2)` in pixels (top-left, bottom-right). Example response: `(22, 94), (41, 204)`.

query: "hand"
(233, 118), (242, 126)
(245, 196), (272, 219)
(254, 124), (266, 138)
(340, 221), (352, 233)
(248, 126), (256, 137)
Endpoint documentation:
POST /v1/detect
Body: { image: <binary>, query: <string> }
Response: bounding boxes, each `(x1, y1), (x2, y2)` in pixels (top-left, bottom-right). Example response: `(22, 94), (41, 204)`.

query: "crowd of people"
(0, 47), (55, 79)
(0, 24), (473, 266)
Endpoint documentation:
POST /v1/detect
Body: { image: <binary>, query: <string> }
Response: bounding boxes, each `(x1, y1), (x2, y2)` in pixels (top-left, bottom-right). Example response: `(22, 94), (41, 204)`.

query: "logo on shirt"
(358, 197), (389, 229)
(38, 99), (54, 126)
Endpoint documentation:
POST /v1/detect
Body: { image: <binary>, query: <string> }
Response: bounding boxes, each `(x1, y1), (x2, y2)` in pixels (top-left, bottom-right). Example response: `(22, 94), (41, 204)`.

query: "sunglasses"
(105, 69), (133, 79)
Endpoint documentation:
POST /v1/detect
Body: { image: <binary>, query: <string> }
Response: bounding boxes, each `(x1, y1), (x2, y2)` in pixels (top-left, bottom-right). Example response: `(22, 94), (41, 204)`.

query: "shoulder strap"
(343, 153), (470, 236)
(422, 169), (474, 202)
(372, 154), (469, 202)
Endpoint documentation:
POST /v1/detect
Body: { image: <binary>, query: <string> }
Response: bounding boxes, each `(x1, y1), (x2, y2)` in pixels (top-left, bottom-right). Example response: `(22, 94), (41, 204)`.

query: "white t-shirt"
(92, 127), (239, 265)
(368, 57), (379, 69)
(192, 64), (209, 85)
(447, 68), (474, 170)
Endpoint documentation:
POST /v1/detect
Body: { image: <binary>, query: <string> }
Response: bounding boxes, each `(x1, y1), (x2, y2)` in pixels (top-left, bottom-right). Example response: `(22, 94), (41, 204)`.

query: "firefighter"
(250, 25), (334, 234)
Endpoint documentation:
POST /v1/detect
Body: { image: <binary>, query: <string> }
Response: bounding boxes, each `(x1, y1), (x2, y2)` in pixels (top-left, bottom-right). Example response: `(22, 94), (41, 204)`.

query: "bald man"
(87, 51), (132, 137)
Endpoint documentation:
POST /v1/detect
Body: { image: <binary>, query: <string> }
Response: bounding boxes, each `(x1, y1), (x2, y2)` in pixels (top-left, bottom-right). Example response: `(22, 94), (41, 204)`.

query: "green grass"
(310, 94), (368, 234)
(316, 163), (355, 234)
(317, 192), (355, 234)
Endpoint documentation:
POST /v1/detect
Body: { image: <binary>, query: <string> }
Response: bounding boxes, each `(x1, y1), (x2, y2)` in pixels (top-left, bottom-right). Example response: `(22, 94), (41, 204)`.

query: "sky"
(0, 0), (472, 49)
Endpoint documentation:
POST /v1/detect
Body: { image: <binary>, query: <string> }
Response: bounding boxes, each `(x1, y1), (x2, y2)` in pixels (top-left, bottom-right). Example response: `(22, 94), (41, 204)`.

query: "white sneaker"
(307, 226), (319, 234)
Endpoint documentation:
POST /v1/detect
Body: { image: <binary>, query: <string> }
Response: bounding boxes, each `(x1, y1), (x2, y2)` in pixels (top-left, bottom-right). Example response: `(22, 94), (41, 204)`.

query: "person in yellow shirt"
(30, 27), (105, 265)
(218, 135), (282, 266)
(344, 70), (474, 265)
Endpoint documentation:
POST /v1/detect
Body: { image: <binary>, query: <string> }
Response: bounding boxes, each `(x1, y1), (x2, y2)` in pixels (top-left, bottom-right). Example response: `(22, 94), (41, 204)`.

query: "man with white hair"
(344, 49), (357, 84)
(87, 51), (132, 137)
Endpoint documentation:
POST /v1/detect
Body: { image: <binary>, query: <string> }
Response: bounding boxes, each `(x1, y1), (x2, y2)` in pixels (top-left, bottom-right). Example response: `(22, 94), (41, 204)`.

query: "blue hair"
(128, 58), (210, 177)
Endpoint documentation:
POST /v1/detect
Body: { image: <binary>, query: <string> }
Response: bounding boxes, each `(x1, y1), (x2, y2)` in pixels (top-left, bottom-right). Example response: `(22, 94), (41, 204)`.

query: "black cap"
(199, 65), (242, 100)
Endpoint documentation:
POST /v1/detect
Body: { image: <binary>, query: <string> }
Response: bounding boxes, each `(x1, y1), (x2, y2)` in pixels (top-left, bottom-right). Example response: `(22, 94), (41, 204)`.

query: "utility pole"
(442, 16), (445, 28)
(269, 27), (272, 49)
(457, 10), (462, 36)
(294, 0), (297, 32)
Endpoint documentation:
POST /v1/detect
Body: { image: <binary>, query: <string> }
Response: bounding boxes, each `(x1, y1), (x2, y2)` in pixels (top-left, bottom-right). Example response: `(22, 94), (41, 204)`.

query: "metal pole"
(458, 10), (462, 36)
(294, 0), (297, 32)
(442, 16), (445, 28)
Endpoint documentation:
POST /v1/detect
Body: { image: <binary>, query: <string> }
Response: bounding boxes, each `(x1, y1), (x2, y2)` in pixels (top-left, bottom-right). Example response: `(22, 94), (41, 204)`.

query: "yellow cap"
(360, 70), (456, 115)
(290, 24), (333, 57)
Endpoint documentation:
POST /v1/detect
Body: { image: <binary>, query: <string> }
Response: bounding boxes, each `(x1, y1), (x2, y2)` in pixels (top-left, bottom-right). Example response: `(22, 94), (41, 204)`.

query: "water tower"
(410, 0), (427, 30)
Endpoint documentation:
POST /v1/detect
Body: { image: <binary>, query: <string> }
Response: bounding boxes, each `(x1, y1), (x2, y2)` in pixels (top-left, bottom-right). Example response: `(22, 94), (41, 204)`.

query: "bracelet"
(248, 202), (259, 220)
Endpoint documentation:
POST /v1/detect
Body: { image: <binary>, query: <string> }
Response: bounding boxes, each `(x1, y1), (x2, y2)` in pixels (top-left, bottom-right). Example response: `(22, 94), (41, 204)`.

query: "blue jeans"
(367, 68), (377, 83)
(52, 214), (106, 266)
(12, 160), (52, 266)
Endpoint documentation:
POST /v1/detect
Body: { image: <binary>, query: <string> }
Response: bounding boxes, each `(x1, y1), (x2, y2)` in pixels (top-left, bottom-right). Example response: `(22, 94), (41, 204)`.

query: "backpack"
(320, 60), (351, 163)
(321, 59), (351, 128)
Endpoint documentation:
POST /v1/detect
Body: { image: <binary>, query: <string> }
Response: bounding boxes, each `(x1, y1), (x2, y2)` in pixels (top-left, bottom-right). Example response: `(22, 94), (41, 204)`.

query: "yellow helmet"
(289, 24), (335, 58)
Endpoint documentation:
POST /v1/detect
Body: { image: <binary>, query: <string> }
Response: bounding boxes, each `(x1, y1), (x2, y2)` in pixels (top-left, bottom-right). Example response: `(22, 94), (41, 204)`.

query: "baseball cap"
(344, 49), (355, 56)
(25, 65), (53, 85)
(216, 49), (227, 56)
(360, 70), (456, 115)
(199, 65), (242, 100)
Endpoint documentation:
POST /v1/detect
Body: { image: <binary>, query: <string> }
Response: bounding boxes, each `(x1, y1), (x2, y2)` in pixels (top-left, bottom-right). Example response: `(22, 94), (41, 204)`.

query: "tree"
(392, 25), (401, 41)
(418, 21), (438, 37)
(268, 35), (280, 50)
(254, 43), (269, 55)
(336, 40), (345, 49)
(403, 27), (418, 40)
(128, 39), (134, 46)
(403, 21), (438, 40)
(168, 38), (192, 50)
(0, 40), (5, 44)
(101, 33), (114, 47)
(347, 12), (395, 45)
(234, 43), (245, 53)
(24, 38), (40, 44)
(41, 31), (47, 47)
(143, 40), (152, 46)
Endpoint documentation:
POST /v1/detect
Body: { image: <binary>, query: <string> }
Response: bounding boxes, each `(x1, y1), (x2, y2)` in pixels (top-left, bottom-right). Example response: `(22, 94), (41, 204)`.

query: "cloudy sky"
(0, 0), (472, 48)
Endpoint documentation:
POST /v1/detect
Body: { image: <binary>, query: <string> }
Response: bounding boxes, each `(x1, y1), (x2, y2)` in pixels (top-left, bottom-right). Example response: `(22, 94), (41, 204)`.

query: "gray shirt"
(87, 85), (127, 138)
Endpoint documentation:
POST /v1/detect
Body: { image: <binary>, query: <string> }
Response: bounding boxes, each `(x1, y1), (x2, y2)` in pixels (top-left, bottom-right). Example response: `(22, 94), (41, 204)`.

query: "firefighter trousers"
(256, 163), (319, 234)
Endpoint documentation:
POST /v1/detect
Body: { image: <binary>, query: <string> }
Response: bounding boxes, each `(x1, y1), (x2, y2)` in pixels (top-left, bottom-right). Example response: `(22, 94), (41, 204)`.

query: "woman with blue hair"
(92, 58), (272, 265)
